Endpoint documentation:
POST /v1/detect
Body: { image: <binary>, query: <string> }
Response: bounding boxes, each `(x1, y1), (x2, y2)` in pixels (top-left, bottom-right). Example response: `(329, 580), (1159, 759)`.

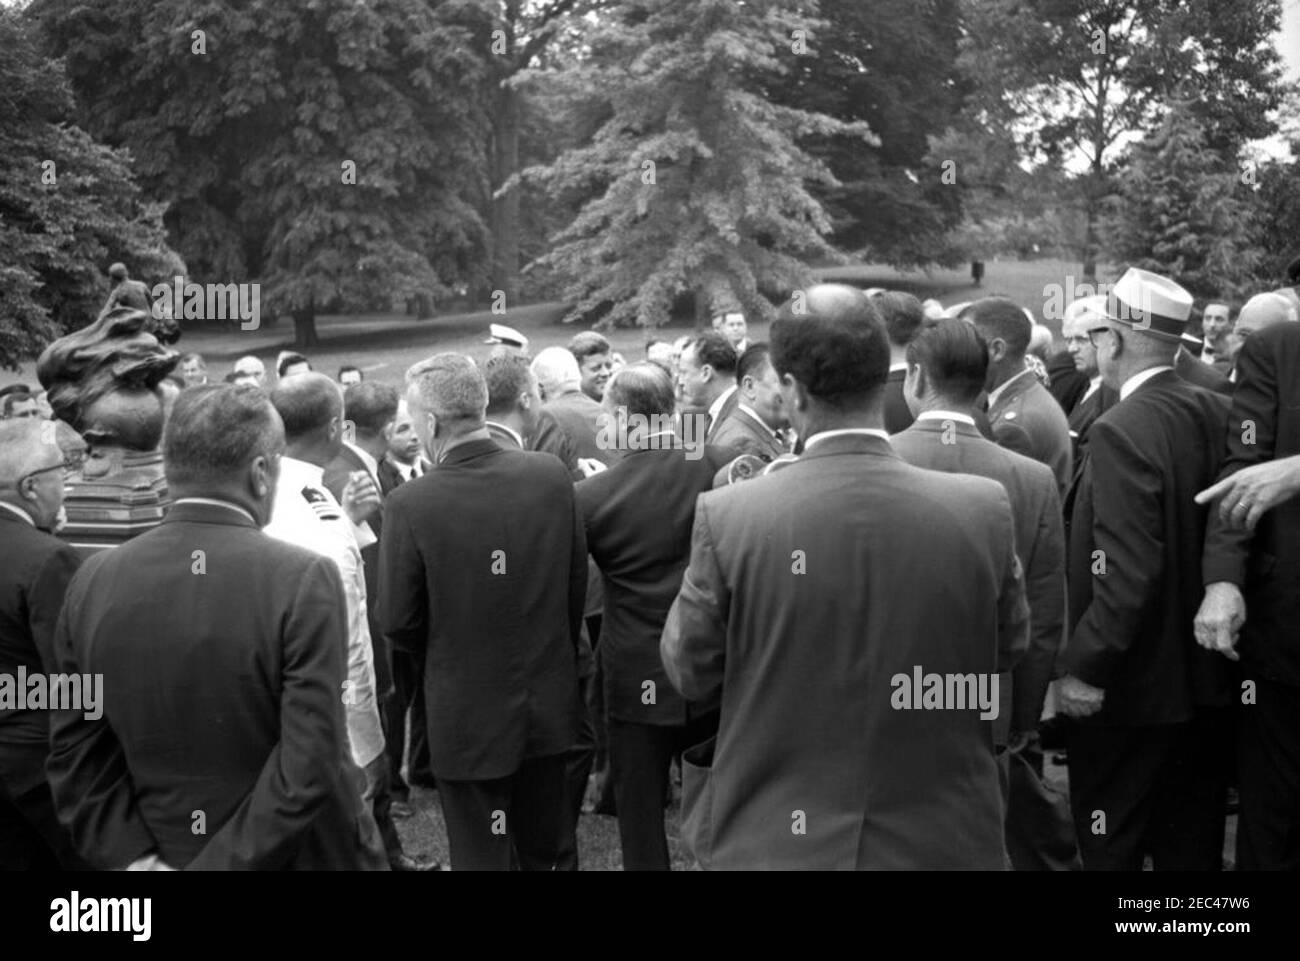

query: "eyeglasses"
(18, 451), (85, 487)
(1087, 326), (1122, 349)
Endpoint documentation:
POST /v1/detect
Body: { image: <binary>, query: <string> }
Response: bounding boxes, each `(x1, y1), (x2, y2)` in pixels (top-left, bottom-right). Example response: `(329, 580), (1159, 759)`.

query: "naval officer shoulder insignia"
(301, 485), (342, 521)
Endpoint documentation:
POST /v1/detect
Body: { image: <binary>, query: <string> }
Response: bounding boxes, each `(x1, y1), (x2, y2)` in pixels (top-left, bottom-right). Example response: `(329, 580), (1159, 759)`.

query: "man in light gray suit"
(661, 285), (1029, 870)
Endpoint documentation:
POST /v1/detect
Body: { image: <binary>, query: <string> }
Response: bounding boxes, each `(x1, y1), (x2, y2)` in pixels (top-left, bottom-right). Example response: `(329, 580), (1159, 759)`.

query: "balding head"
(605, 362), (676, 420)
(531, 347), (582, 400)
(164, 384), (285, 525)
(0, 419), (67, 528)
(1236, 292), (1298, 340)
(771, 284), (890, 405)
(269, 372), (344, 466)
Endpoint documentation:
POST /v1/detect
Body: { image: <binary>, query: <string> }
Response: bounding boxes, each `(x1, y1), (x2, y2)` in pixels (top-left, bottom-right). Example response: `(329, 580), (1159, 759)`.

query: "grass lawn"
(1, 257), (1101, 391)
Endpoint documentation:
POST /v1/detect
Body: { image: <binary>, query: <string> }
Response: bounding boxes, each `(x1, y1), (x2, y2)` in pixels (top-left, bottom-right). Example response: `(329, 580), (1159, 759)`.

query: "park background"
(2, 0), (1297, 866)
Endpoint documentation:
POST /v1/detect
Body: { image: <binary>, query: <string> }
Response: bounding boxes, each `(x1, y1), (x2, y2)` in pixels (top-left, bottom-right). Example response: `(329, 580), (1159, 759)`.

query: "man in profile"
(46, 385), (385, 869)
(662, 284), (1029, 869)
(707, 343), (789, 464)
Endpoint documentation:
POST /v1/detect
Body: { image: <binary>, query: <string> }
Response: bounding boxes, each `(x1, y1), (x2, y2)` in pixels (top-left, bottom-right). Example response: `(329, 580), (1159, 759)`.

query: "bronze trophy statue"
(36, 305), (181, 556)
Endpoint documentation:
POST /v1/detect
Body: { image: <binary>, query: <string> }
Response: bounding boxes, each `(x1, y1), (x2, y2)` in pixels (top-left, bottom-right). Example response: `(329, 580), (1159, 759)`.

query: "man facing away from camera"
(45, 385), (385, 869)
(661, 284), (1029, 869)
(380, 354), (586, 870)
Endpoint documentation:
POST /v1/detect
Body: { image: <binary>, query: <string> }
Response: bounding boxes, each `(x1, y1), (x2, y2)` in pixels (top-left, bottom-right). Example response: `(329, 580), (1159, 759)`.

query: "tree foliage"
(0, 8), (180, 371)
(520, 0), (874, 328)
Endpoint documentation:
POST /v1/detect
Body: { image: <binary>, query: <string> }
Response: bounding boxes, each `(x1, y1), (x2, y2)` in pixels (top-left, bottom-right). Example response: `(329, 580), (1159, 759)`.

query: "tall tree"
(960, 0), (1285, 279)
(521, 0), (873, 328)
(1105, 98), (1261, 299)
(767, 0), (968, 267)
(0, 8), (180, 371)
(31, 0), (490, 346)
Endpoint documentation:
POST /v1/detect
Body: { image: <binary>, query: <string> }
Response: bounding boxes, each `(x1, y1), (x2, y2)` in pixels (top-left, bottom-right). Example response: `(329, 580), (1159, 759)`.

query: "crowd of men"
(4, 260), (1300, 871)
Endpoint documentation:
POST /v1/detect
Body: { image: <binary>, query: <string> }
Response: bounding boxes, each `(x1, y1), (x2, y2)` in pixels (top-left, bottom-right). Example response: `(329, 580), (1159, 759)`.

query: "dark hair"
(688, 331), (738, 376)
(163, 385), (283, 488)
(770, 285), (889, 405)
(338, 365), (362, 380)
(277, 352), (310, 378)
(961, 298), (1031, 356)
(568, 331), (611, 363)
(222, 371), (242, 384)
(906, 319), (989, 405)
(2, 392), (36, 417)
(484, 354), (535, 416)
(270, 373), (342, 439)
(344, 381), (399, 436)
(0, 384), (32, 400)
(605, 362), (675, 419)
(875, 291), (926, 348)
(736, 342), (772, 384)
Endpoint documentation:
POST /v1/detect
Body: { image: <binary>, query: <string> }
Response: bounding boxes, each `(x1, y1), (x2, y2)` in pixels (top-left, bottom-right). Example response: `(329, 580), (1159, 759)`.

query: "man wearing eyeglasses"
(1056, 267), (1234, 871)
(0, 419), (83, 869)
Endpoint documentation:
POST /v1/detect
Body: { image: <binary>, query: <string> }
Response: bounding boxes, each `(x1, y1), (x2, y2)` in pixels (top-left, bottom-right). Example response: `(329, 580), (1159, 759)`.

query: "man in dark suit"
(577, 364), (730, 870)
(875, 291), (926, 434)
(1198, 302), (1235, 376)
(1196, 320), (1300, 869)
(892, 322), (1066, 752)
(1175, 343), (1233, 395)
(1059, 296), (1118, 455)
(380, 353), (586, 870)
(707, 344), (789, 464)
(1057, 268), (1233, 871)
(891, 320), (1072, 870)
(45, 385), (386, 870)
(676, 332), (741, 445)
(484, 353), (595, 870)
(966, 298), (1073, 497)
(661, 285), (1029, 870)
(0, 420), (83, 870)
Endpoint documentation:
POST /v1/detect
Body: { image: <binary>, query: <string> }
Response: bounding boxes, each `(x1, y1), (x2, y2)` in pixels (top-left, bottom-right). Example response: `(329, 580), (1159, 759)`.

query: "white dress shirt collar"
(1120, 365), (1174, 401)
(0, 501), (35, 526)
(485, 421), (524, 449)
(280, 455), (324, 486)
(987, 368), (1034, 409)
(889, 362), (908, 373)
(707, 384), (738, 425)
(803, 428), (891, 450)
(736, 402), (779, 438)
(172, 497), (257, 525)
(916, 410), (976, 427)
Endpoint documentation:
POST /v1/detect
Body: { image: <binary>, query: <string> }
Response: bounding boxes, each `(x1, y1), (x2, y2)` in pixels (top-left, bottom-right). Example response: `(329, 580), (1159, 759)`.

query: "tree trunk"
(491, 82), (522, 306)
(293, 306), (318, 348)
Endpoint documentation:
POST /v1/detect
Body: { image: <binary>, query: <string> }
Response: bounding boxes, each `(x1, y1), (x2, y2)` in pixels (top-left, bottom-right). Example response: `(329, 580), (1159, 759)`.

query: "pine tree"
(520, 0), (873, 328)
(1105, 99), (1261, 299)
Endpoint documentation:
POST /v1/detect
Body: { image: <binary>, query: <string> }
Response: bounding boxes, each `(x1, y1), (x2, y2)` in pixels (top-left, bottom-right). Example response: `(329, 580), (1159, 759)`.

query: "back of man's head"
(484, 354), (535, 417)
(736, 343), (772, 385)
(962, 297), (1032, 358)
(163, 384), (284, 491)
(690, 331), (739, 377)
(277, 352), (311, 379)
(344, 381), (399, 438)
(108, 262), (128, 281)
(906, 319), (989, 407)
(605, 362), (675, 420)
(875, 291), (925, 348)
(270, 372), (342, 443)
(406, 353), (487, 433)
(531, 347), (582, 398)
(771, 285), (890, 406)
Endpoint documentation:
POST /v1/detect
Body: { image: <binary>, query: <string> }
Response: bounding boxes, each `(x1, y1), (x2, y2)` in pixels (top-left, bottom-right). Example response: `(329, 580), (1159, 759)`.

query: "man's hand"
(341, 470), (381, 524)
(124, 853), (175, 871)
(1195, 455), (1300, 531)
(1055, 675), (1105, 718)
(1194, 582), (1246, 662)
(577, 457), (607, 478)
